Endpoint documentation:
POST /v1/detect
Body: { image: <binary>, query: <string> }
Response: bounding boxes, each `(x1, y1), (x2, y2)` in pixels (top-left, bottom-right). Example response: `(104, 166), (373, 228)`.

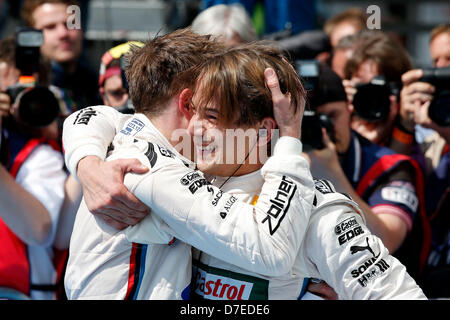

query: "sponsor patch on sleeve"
(180, 171), (210, 194)
(314, 179), (336, 194)
(262, 175), (297, 235)
(120, 118), (145, 136)
(380, 184), (418, 212)
(73, 107), (97, 125)
(334, 216), (365, 245)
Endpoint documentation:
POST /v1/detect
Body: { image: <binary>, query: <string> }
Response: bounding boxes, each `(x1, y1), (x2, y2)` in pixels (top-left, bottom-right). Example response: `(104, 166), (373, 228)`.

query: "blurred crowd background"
(1, 0), (449, 69)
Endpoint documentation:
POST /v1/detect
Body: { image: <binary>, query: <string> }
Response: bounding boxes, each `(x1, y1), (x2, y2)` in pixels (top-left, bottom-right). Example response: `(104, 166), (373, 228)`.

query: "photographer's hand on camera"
(400, 69), (435, 131)
(401, 68), (450, 144)
(306, 128), (342, 181)
(0, 92), (11, 118)
(342, 79), (357, 111)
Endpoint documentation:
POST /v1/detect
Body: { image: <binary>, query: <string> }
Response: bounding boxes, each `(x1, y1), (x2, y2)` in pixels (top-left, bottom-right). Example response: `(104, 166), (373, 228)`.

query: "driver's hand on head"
(77, 156), (150, 230)
(264, 67), (303, 139)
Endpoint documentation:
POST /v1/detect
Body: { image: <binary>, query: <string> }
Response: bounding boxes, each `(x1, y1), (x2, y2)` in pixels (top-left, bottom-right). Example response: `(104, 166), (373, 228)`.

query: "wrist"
(77, 155), (102, 179)
(279, 126), (301, 140)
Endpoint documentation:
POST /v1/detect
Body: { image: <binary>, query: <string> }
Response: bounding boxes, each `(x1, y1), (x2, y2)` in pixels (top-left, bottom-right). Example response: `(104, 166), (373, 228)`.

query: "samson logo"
(262, 175), (297, 235)
(193, 268), (252, 300)
(357, 259), (390, 287)
(73, 107), (96, 125)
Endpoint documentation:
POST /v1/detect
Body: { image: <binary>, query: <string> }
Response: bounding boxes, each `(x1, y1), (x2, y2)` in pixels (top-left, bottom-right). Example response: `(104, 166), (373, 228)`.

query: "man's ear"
(178, 88), (193, 121)
(258, 117), (277, 146)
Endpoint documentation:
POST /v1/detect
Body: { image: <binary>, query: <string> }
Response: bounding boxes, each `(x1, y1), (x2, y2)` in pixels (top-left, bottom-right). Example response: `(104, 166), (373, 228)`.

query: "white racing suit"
(182, 175), (427, 300)
(63, 106), (426, 300)
(63, 108), (315, 299)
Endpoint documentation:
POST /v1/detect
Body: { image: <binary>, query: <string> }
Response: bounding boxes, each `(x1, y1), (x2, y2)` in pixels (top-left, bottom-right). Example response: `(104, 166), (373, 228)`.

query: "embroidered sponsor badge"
(192, 262), (269, 300)
(120, 118), (145, 136)
(334, 216), (365, 245)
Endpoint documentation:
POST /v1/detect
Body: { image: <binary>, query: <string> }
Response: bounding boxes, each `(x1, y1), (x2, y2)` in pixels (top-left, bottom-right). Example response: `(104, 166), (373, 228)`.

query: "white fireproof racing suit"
(63, 107), (315, 299)
(190, 176), (427, 300)
(63, 106), (426, 300)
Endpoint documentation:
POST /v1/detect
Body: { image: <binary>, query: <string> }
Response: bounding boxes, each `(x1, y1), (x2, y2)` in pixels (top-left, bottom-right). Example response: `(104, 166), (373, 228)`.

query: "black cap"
(309, 63), (347, 109)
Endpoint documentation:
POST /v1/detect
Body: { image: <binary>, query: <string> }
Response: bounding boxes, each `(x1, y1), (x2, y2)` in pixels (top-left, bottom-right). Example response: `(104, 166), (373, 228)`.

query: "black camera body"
(352, 76), (398, 122)
(419, 66), (450, 127)
(295, 60), (336, 150)
(302, 110), (335, 151)
(5, 28), (60, 128)
(295, 60), (338, 150)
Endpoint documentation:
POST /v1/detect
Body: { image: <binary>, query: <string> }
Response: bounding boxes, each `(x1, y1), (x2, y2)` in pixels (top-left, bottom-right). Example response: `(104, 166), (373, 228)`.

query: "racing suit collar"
(131, 113), (195, 168)
(210, 169), (264, 193)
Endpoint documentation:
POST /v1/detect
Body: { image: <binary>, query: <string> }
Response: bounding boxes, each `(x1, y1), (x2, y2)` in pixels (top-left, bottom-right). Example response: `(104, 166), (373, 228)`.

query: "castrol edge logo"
(194, 267), (253, 300)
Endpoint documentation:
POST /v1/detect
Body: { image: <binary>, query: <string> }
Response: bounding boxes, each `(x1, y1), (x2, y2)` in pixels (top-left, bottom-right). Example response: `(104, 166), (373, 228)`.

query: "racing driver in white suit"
(63, 43), (426, 300)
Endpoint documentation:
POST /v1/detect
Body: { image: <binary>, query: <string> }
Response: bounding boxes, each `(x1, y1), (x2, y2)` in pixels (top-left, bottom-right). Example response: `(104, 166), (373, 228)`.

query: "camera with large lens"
(419, 66), (450, 127)
(5, 28), (59, 128)
(301, 110), (334, 151)
(352, 76), (398, 122)
(295, 60), (336, 150)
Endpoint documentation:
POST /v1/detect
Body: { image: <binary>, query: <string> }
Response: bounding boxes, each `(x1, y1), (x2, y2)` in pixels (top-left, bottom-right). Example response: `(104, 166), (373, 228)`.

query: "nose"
(434, 57), (450, 68)
(187, 114), (205, 138)
(56, 22), (70, 38)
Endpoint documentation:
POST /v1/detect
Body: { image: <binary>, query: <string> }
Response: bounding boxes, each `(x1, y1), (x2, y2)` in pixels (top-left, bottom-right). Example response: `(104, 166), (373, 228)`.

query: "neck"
(145, 100), (185, 148)
(59, 60), (77, 75)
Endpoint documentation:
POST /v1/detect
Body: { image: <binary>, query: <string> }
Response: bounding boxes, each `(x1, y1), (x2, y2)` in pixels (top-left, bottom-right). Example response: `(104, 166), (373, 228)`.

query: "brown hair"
(324, 8), (367, 36)
(125, 28), (225, 116)
(343, 31), (412, 84)
(430, 23), (450, 43)
(21, 0), (80, 27)
(175, 42), (305, 127)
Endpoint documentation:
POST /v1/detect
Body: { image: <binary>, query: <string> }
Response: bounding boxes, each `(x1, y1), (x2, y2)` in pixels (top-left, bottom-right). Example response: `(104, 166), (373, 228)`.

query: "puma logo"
(350, 237), (377, 257)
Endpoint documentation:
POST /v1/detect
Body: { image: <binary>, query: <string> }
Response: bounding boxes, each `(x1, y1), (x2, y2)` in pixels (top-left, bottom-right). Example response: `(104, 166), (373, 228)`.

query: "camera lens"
(353, 82), (391, 122)
(17, 86), (60, 127)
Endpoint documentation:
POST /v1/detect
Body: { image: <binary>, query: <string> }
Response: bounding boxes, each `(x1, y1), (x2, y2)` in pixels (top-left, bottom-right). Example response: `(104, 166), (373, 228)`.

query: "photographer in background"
(399, 23), (450, 298)
(21, 0), (101, 111)
(323, 8), (366, 48)
(299, 61), (430, 283)
(0, 33), (68, 300)
(98, 41), (144, 113)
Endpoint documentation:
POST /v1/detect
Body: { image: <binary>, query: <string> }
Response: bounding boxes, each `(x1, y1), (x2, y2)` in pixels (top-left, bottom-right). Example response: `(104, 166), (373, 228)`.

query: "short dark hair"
(21, 0), (80, 27)
(175, 42), (305, 127)
(125, 28), (225, 116)
(344, 31), (412, 84)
